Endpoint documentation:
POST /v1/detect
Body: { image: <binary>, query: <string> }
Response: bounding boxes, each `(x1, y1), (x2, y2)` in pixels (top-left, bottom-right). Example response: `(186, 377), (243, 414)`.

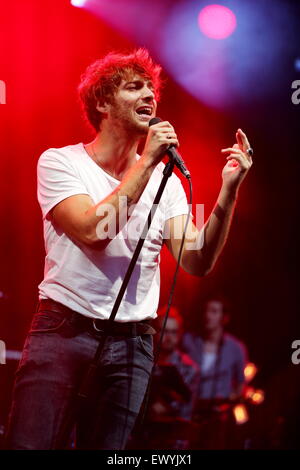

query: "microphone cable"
(136, 173), (193, 436)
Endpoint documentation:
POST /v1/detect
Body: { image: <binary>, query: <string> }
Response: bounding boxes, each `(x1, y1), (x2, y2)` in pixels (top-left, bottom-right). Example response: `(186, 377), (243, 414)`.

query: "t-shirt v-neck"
(80, 142), (139, 185)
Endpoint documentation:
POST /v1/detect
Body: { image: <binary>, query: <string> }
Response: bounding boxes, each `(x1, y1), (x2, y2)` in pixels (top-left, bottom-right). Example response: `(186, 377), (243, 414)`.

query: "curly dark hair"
(78, 48), (163, 133)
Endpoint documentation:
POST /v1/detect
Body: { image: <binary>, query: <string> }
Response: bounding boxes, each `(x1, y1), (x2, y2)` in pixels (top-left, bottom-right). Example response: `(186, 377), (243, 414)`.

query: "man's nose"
(142, 87), (155, 101)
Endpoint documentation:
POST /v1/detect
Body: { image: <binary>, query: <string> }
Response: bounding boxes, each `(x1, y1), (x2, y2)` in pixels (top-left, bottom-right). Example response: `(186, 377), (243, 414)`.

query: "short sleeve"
(164, 173), (190, 221)
(37, 149), (90, 219)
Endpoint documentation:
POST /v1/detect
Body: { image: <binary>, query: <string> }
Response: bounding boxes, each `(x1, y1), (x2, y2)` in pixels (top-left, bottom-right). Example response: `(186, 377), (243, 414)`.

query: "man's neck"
(204, 327), (224, 345)
(87, 125), (142, 180)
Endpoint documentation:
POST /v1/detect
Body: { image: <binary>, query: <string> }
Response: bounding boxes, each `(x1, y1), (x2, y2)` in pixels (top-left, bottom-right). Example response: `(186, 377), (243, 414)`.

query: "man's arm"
(165, 129), (253, 276)
(165, 186), (237, 276)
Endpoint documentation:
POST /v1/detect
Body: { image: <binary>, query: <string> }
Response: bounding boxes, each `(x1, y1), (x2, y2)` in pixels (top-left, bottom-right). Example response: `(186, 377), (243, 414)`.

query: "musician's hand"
(221, 129), (253, 193)
(141, 121), (179, 167)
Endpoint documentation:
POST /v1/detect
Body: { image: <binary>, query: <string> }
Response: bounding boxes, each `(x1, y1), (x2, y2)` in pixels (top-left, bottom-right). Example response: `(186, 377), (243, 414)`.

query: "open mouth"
(135, 106), (153, 120)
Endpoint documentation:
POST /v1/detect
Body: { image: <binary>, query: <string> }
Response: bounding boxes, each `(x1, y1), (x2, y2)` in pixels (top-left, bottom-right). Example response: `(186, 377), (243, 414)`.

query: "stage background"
(0, 0), (299, 448)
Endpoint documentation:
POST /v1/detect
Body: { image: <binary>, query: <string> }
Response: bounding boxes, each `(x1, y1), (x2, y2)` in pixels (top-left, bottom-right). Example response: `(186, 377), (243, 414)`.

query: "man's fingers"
(236, 130), (244, 150)
(236, 128), (251, 151)
(225, 153), (251, 170)
(160, 132), (179, 147)
(166, 139), (179, 147)
(221, 147), (241, 154)
(151, 121), (175, 131)
(226, 154), (241, 160)
(221, 130), (253, 172)
(160, 131), (178, 140)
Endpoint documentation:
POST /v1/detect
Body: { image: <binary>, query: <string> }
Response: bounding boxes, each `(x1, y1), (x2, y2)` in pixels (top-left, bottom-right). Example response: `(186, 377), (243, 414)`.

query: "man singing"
(6, 49), (253, 449)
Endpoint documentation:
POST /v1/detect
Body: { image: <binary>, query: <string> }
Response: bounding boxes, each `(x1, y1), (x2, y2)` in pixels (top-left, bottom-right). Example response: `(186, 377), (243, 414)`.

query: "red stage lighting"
(198, 4), (237, 40)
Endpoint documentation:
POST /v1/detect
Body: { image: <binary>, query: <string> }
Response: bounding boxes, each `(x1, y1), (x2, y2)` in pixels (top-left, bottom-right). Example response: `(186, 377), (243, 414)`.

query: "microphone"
(149, 117), (191, 179)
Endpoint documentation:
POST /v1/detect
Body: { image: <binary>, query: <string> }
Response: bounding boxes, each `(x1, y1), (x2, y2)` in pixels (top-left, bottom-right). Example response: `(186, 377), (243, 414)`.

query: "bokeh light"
(198, 4), (237, 39)
(294, 57), (300, 72)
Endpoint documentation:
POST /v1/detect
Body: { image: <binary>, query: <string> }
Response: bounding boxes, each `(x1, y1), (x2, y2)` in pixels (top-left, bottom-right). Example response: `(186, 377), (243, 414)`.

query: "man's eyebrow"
(125, 80), (141, 85)
(124, 79), (154, 88)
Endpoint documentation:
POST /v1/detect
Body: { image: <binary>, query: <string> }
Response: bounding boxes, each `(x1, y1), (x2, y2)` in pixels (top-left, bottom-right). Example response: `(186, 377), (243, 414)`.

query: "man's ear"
(96, 100), (109, 114)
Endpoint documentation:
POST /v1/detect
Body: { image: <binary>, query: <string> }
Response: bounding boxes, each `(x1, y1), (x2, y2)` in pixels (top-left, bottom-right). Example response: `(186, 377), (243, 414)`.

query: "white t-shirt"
(37, 142), (189, 322)
(201, 351), (217, 373)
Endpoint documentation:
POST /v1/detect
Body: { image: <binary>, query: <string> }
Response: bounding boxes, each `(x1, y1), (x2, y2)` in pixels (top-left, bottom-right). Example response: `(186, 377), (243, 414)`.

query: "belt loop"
(35, 300), (41, 313)
(133, 323), (137, 337)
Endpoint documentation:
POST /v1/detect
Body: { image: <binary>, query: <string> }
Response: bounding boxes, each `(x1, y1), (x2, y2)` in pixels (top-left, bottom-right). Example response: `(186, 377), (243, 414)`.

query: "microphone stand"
(77, 157), (175, 400)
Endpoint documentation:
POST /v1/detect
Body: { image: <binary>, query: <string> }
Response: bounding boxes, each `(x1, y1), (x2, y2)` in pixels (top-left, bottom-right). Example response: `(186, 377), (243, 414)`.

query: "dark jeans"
(6, 305), (154, 450)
